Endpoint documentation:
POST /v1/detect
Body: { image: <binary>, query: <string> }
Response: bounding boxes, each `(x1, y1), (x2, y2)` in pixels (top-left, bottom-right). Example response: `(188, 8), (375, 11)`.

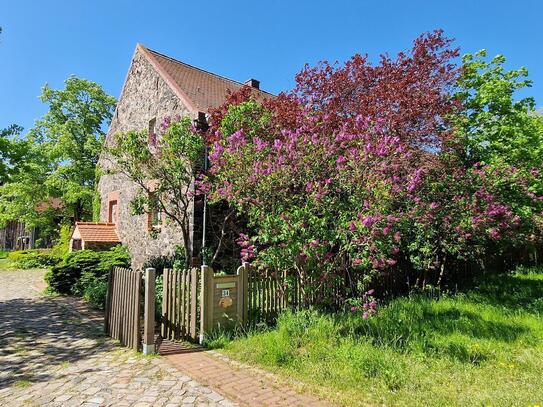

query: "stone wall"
(97, 47), (196, 269)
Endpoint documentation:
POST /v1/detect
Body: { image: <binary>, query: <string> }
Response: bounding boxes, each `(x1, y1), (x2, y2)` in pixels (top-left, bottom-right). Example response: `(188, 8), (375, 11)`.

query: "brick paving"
(0, 269), (235, 407)
(165, 349), (330, 407)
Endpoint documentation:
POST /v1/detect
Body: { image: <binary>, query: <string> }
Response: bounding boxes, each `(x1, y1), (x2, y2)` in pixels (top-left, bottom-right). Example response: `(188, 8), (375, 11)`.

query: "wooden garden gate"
(104, 267), (142, 350)
(160, 268), (200, 342)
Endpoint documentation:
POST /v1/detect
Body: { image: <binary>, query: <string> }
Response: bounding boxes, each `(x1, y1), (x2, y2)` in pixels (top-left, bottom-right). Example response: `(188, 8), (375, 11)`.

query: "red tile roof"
(138, 44), (273, 113)
(35, 197), (64, 213)
(75, 222), (120, 243)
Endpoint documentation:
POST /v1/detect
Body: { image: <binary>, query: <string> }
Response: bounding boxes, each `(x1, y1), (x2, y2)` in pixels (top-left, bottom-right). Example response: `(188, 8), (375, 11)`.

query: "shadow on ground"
(0, 296), (114, 389)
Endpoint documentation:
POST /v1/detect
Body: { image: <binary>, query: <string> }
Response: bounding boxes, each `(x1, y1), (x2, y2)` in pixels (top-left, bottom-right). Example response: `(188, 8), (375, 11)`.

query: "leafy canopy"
(106, 116), (205, 266)
(0, 76), (116, 231)
(205, 30), (543, 302)
(455, 49), (543, 168)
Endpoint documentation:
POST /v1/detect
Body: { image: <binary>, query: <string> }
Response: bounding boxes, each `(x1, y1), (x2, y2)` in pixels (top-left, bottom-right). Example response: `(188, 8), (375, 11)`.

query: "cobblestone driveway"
(0, 269), (235, 407)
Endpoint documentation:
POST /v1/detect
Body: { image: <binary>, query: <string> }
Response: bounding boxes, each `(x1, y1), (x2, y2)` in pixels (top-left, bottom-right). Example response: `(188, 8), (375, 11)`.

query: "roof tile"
(75, 222), (120, 243)
(142, 46), (273, 112)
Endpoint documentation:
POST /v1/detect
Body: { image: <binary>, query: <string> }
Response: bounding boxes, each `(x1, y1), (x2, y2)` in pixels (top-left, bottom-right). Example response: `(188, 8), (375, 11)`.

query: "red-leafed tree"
(209, 30), (460, 155)
(290, 29), (460, 151)
(204, 30), (542, 305)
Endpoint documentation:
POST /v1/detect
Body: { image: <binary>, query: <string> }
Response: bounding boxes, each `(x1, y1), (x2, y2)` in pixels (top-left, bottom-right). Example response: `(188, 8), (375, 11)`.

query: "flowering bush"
(204, 31), (542, 306)
(348, 289), (378, 319)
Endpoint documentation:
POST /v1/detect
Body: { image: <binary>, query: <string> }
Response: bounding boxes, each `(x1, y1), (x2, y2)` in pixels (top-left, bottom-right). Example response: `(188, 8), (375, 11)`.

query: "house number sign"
(217, 282), (235, 308)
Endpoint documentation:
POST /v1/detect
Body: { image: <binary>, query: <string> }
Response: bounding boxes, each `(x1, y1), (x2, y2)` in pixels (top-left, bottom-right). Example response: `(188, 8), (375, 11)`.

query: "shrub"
(82, 275), (109, 310)
(205, 31), (543, 304)
(47, 245), (131, 302)
(8, 249), (61, 269)
(48, 250), (101, 294)
(143, 244), (186, 274)
(97, 245), (131, 277)
(50, 223), (73, 258)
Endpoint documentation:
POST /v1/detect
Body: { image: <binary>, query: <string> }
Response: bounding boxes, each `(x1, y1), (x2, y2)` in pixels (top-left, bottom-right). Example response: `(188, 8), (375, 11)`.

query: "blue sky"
(1, 0), (542, 132)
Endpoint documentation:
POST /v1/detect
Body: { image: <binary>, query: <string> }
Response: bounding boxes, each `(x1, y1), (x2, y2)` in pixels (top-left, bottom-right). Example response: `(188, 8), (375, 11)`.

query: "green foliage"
(107, 116), (204, 266)
(155, 274), (163, 322)
(455, 50), (543, 169)
(0, 124), (28, 185)
(0, 76), (116, 232)
(48, 250), (101, 294)
(92, 189), (101, 222)
(47, 245), (130, 299)
(50, 223), (73, 258)
(7, 249), (60, 269)
(97, 244), (131, 276)
(219, 99), (272, 140)
(217, 269), (543, 406)
(82, 274), (109, 310)
(142, 245), (186, 273)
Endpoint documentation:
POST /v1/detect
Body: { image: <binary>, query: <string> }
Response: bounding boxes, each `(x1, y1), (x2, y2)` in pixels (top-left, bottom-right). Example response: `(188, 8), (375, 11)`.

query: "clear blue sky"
(1, 0), (542, 132)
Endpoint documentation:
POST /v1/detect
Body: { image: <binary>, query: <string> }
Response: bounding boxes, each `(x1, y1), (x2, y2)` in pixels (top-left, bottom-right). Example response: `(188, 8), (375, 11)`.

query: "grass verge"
(210, 267), (543, 406)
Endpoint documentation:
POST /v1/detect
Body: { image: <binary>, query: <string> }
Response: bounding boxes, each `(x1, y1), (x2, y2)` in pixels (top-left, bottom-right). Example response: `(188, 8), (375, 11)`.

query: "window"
(148, 117), (157, 145)
(72, 239), (82, 251)
(108, 200), (118, 224)
(147, 192), (162, 230)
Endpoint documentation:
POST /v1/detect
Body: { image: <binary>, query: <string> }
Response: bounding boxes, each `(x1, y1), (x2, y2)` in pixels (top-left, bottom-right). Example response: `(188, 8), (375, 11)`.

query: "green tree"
(455, 50), (543, 168)
(0, 77), (116, 231)
(0, 27), (28, 186)
(0, 124), (28, 185)
(106, 116), (205, 267)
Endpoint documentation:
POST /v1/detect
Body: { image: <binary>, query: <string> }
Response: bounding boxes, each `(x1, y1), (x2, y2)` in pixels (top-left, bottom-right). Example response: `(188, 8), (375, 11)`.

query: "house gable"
(98, 45), (193, 268)
(97, 44), (271, 269)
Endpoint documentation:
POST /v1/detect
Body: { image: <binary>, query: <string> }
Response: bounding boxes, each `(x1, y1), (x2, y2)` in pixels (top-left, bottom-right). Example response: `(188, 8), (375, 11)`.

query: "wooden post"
(161, 269), (169, 338)
(239, 263), (249, 326)
(143, 268), (156, 355)
(134, 269), (143, 351)
(104, 269), (113, 334)
(199, 265), (214, 344)
(190, 267), (198, 341)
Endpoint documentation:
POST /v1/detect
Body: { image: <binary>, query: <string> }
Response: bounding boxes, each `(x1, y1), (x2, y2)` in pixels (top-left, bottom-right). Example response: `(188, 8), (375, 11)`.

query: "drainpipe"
(197, 112), (209, 266)
(202, 144), (208, 266)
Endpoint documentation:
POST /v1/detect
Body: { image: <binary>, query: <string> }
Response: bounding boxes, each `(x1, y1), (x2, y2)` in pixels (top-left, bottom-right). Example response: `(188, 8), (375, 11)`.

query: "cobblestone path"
(0, 269), (235, 407)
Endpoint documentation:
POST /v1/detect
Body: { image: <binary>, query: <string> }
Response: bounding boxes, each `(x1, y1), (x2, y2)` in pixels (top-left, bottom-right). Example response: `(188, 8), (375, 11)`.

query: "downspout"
(197, 112), (210, 266)
(202, 144), (208, 266)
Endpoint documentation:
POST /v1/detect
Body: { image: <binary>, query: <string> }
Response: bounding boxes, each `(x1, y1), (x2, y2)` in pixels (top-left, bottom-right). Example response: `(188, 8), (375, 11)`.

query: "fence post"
(104, 268), (113, 334)
(199, 265), (214, 344)
(143, 267), (156, 355)
(239, 263), (249, 326)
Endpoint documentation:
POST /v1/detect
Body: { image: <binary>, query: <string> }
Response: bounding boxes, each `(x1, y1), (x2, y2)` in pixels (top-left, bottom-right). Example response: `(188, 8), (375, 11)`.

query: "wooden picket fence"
(103, 264), (362, 351)
(247, 268), (289, 325)
(104, 267), (142, 350)
(161, 268), (200, 342)
(247, 267), (361, 325)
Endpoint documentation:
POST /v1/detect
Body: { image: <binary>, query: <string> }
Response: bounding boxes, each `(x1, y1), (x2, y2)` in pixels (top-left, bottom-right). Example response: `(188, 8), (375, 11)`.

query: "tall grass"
(213, 268), (543, 406)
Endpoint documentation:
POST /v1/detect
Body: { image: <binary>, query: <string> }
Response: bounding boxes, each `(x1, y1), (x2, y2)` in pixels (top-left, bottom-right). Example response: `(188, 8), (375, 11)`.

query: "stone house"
(90, 44), (270, 269)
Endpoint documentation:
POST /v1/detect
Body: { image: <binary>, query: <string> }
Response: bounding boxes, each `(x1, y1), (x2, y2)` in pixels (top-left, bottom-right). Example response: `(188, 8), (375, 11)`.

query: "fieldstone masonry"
(98, 47), (195, 270)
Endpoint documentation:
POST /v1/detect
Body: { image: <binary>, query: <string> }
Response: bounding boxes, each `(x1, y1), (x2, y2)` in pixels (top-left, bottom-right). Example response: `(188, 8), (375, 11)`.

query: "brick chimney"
(244, 79), (260, 89)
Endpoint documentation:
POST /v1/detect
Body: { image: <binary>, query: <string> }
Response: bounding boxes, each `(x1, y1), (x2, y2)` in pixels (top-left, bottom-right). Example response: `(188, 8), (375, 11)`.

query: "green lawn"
(210, 268), (543, 406)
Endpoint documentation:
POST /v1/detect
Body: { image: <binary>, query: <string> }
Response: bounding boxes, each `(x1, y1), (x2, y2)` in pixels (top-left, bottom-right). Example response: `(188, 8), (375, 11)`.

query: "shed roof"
(74, 222), (120, 243)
